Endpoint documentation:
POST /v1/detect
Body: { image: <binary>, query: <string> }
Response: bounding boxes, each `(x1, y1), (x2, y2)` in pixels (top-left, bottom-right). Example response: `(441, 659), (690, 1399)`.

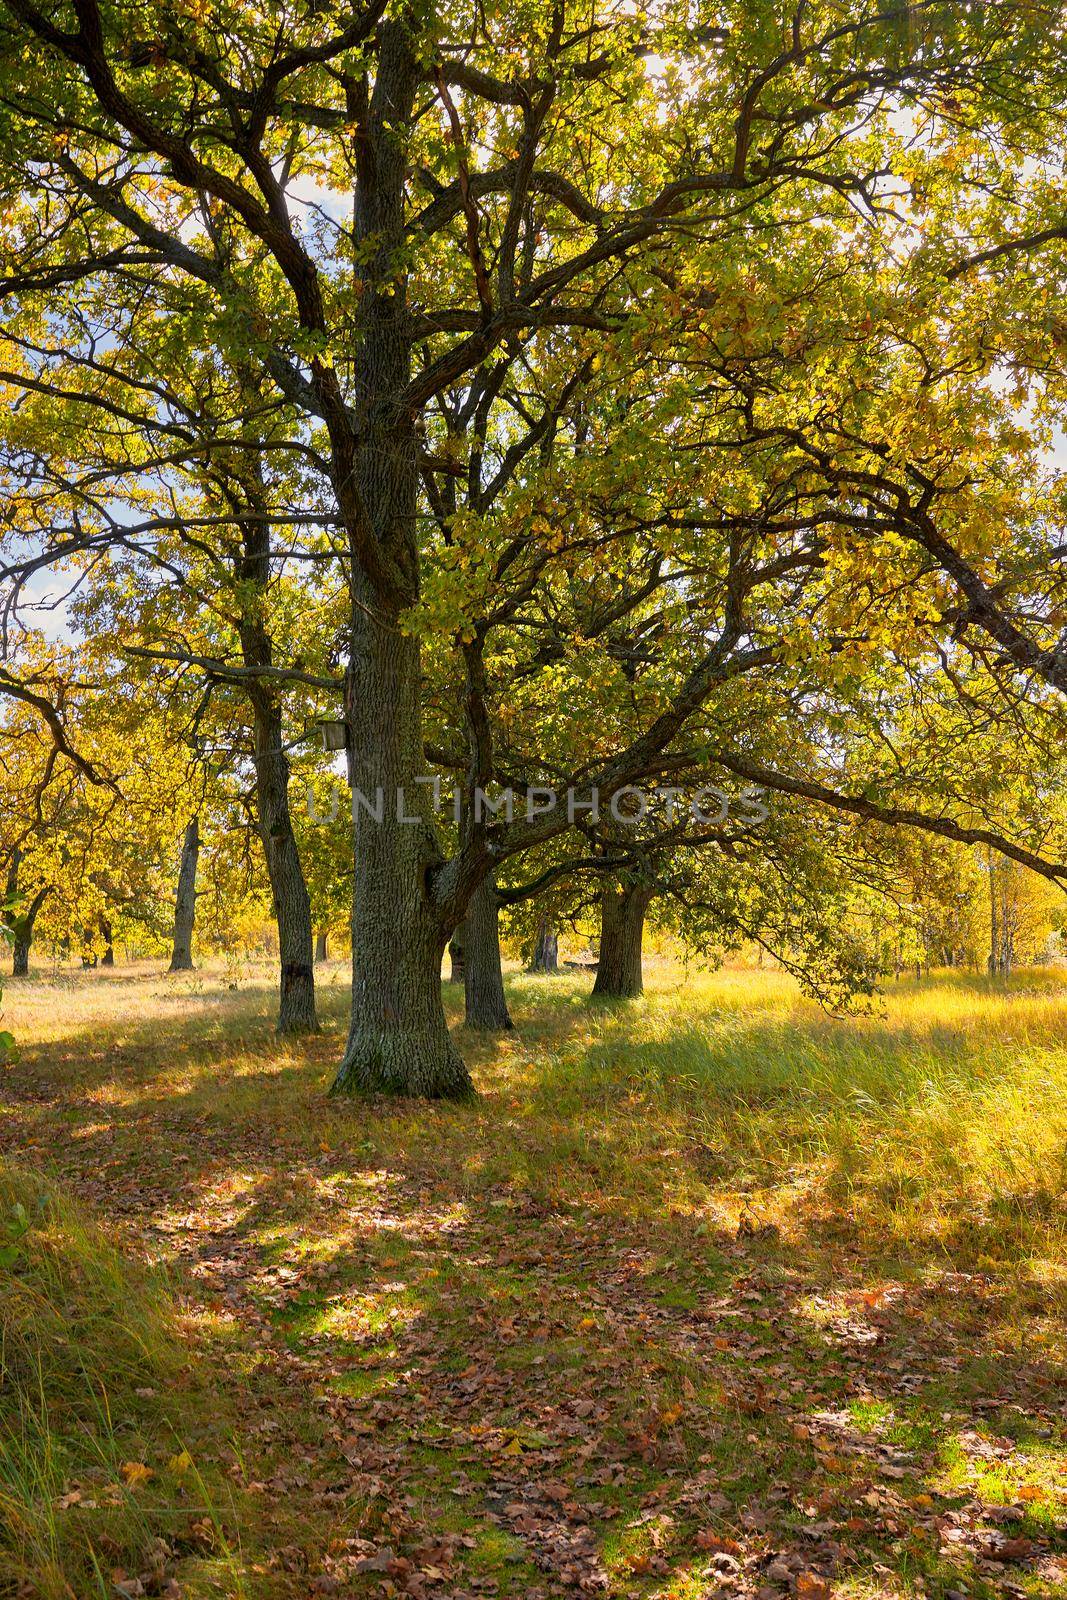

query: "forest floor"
(0, 960), (1065, 1600)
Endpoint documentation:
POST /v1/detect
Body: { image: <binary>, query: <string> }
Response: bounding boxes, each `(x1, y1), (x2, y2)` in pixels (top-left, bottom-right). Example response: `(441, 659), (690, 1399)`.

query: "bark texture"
(252, 701), (317, 1032)
(100, 916), (115, 967)
(464, 879), (513, 1031)
(5, 848), (47, 978)
(236, 488), (318, 1035)
(528, 916), (559, 975)
(330, 25), (471, 1098)
(592, 884), (652, 999)
(168, 818), (199, 972)
(447, 924), (466, 983)
(331, 619), (471, 1097)
(315, 931), (328, 963)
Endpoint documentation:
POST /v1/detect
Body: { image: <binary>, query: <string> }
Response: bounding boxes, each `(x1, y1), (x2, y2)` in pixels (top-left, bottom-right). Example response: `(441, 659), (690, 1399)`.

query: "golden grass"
(0, 1162), (247, 1598)
(8, 958), (1067, 1272)
(2, 957), (1065, 1597)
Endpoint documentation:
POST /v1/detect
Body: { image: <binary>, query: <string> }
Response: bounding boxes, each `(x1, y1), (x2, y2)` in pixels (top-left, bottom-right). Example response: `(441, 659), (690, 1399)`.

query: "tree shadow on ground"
(2, 966), (1064, 1597)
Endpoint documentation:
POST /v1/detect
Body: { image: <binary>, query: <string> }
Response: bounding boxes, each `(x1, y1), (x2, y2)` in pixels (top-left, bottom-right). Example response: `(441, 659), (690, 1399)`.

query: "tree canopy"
(0, 0), (1064, 1091)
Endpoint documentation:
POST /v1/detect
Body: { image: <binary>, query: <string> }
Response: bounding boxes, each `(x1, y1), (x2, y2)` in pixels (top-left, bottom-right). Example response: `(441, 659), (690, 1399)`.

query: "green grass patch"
(0, 1162), (245, 1598)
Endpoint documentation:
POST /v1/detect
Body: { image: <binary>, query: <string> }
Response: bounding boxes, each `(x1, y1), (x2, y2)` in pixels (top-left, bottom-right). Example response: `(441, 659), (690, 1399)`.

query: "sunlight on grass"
(0, 1163), (245, 1599)
(7, 959), (1067, 1269)
(502, 965), (1067, 1265)
(3, 959), (1066, 1598)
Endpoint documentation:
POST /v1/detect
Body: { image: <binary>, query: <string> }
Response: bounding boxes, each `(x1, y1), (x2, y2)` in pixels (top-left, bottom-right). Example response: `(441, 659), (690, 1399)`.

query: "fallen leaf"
(696, 1531), (741, 1555)
(796, 1572), (832, 1599)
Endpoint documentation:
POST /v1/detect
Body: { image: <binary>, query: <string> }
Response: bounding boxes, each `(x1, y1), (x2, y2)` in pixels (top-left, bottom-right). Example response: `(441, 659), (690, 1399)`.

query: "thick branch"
(715, 753), (1067, 886)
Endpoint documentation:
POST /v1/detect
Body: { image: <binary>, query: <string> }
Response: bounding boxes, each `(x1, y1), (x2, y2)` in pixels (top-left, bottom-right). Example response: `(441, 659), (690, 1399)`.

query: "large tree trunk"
(235, 486), (318, 1035)
(314, 931), (328, 963)
(5, 849), (47, 978)
(329, 25), (470, 1098)
(251, 702), (317, 1034)
(528, 916), (559, 974)
(592, 884), (652, 999)
(331, 613), (471, 1098)
(100, 916), (114, 967)
(464, 879), (513, 1031)
(168, 818), (199, 972)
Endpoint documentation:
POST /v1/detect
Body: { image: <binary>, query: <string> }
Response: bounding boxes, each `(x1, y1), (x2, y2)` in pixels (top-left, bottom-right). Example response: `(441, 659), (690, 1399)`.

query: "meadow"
(1, 960), (1065, 1599)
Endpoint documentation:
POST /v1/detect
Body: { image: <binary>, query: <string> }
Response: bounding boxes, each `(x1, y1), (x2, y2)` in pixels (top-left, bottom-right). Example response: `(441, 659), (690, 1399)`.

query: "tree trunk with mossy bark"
(4, 848), (46, 977)
(234, 474), (318, 1035)
(250, 696), (317, 1033)
(168, 818), (199, 972)
(464, 878), (512, 1031)
(328, 27), (472, 1099)
(330, 605), (472, 1098)
(592, 884), (652, 999)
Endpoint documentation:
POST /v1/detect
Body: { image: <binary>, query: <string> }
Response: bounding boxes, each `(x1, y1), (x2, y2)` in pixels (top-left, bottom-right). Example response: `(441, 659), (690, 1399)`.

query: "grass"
(0, 1163), (246, 1598)
(1, 957), (1065, 1597)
